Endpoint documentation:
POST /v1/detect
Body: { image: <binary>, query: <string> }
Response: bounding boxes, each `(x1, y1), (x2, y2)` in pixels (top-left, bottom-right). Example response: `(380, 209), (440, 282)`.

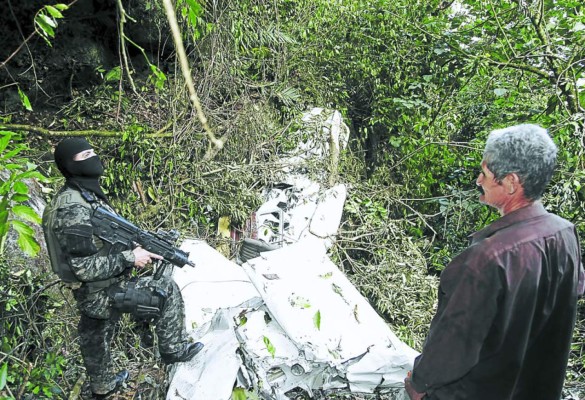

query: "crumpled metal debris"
(167, 109), (417, 399)
(167, 185), (417, 399)
(168, 236), (417, 400)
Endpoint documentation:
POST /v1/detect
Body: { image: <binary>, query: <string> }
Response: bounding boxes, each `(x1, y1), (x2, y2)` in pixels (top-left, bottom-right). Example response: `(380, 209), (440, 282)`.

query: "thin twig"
(116, 0), (137, 93)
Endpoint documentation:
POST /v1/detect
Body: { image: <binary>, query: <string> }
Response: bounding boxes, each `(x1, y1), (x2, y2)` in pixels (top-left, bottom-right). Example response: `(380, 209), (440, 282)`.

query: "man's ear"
(505, 173), (520, 195)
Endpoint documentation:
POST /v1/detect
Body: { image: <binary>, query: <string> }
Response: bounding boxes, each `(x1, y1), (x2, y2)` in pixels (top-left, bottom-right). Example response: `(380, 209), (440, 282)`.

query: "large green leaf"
(0, 147), (23, 161)
(11, 205), (41, 224)
(12, 181), (29, 195)
(45, 5), (64, 19)
(11, 220), (35, 236)
(17, 231), (40, 257)
(105, 66), (121, 82)
(15, 170), (45, 181)
(39, 14), (57, 29)
(35, 15), (55, 39)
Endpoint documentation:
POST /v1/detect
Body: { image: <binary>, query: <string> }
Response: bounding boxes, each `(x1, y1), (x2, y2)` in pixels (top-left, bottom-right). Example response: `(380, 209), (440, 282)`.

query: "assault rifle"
(91, 205), (195, 273)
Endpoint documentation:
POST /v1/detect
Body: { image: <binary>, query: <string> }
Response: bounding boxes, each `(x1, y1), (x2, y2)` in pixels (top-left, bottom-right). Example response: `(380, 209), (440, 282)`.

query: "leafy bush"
(0, 131), (46, 257)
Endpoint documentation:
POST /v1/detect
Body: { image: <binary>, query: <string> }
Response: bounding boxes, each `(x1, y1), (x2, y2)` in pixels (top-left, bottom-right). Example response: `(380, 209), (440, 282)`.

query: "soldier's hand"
(133, 247), (163, 268)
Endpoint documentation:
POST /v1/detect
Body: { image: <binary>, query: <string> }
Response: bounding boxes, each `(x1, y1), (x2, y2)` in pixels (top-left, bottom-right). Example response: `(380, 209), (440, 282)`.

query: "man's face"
(73, 148), (97, 161)
(69, 148), (104, 178)
(476, 162), (508, 210)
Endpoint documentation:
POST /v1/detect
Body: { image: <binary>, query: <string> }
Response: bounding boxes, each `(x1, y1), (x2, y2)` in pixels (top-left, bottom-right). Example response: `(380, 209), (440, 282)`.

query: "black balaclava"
(54, 138), (108, 201)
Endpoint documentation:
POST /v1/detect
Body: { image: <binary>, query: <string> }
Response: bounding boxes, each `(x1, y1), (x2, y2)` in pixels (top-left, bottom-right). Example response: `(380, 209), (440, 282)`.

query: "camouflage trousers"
(78, 275), (188, 394)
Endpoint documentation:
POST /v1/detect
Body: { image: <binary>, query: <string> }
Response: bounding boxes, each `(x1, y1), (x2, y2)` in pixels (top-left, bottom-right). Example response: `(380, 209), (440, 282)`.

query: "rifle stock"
(91, 205), (195, 269)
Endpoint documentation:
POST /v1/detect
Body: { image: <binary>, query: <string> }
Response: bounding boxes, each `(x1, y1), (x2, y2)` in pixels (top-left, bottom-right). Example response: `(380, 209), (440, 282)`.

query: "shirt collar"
(470, 202), (548, 243)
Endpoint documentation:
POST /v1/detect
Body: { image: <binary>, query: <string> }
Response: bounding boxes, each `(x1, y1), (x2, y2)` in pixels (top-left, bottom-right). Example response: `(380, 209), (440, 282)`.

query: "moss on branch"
(0, 124), (174, 138)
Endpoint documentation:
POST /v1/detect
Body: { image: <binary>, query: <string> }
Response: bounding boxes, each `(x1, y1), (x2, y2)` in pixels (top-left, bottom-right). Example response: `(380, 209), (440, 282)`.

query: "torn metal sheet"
(168, 238), (417, 399)
(241, 237), (418, 396)
(171, 239), (260, 329)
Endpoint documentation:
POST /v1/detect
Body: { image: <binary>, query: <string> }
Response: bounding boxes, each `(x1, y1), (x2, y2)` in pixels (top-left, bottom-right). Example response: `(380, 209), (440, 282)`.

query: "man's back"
(413, 204), (582, 400)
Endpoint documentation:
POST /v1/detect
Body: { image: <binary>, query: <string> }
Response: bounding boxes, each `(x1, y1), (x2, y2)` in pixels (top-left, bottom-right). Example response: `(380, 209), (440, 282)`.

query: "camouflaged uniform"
(43, 186), (189, 394)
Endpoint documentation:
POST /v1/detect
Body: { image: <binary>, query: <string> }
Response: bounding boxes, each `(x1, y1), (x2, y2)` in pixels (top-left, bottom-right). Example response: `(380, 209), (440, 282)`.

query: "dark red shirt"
(411, 202), (583, 400)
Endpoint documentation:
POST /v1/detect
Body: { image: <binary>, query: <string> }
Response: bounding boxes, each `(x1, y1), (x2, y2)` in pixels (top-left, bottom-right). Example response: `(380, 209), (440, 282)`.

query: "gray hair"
(483, 124), (557, 201)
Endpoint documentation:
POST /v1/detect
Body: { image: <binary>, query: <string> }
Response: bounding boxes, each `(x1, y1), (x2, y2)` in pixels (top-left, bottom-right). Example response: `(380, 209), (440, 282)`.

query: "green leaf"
(185, 0), (202, 15)
(35, 16), (55, 38)
(11, 205), (41, 224)
(390, 137), (402, 148)
(1, 147), (22, 160)
(11, 194), (29, 202)
(17, 231), (40, 257)
(148, 64), (167, 90)
(231, 387), (246, 400)
(11, 220), (35, 236)
(15, 170), (45, 181)
(147, 186), (157, 201)
(53, 4), (69, 11)
(17, 88), (32, 111)
(263, 336), (276, 358)
(105, 66), (121, 82)
(0, 362), (7, 390)
(0, 209), (9, 236)
(39, 14), (57, 28)
(45, 5), (64, 19)
(0, 131), (12, 153)
(188, 9), (198, 28)
(4, 163), (23, 170)
(313, 310), (321, 330)
(13, 181), (29, 195)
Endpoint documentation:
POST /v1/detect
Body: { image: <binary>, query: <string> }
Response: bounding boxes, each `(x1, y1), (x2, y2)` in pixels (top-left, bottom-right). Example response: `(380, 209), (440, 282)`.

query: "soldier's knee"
(147, 275), (177, 294)
(108, 282), (167, 320)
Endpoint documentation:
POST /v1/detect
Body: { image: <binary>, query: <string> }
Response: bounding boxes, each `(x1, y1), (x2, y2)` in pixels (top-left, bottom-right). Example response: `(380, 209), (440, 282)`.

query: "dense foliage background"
(0, 0), (583, 398)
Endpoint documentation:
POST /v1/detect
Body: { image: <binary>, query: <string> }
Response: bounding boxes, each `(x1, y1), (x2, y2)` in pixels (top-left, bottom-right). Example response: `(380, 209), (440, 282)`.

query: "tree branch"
(162, 0), (227, 161)
(0, 124), (173, 138)
(485, 58), (550, 79)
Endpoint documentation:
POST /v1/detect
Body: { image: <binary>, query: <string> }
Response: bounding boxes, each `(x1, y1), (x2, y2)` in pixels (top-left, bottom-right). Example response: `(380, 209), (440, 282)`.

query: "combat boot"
(160, 342), (204, 364)
(92, 369), (130, 397)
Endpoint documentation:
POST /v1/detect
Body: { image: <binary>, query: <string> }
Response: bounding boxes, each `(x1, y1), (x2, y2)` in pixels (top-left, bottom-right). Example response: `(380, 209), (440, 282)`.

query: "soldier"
(42, 138), (203, 397)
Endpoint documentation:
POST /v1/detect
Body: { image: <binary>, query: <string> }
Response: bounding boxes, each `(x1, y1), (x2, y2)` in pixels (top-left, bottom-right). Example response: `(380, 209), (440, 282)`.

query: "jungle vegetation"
(0, 0), (584, 398)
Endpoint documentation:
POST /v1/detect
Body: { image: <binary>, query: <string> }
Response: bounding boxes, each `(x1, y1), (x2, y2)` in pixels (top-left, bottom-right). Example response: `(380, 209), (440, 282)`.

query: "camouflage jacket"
(43, 186), (135, 319)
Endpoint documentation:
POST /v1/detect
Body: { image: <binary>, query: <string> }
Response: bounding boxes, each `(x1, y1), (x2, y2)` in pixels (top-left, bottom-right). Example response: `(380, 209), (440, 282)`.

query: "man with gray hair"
(404, 124), (583, 399)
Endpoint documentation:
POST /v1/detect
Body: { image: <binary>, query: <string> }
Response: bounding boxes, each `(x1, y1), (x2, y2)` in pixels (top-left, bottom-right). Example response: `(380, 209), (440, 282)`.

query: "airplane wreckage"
(168, 109), (418, 399)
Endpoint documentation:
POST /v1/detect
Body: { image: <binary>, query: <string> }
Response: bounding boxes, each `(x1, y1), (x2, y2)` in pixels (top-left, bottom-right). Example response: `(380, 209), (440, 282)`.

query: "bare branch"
(0, 123), (173, 138)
